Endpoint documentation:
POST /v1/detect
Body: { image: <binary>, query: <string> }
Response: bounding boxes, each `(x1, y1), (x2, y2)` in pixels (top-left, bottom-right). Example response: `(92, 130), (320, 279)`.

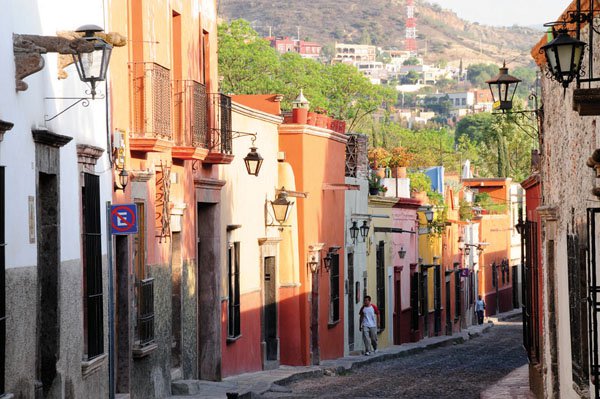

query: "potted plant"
(368, 172), (385, 195)
(367, 147), (390, 177)
(408, 171), (431, 202)
(388, 146), (413, 178)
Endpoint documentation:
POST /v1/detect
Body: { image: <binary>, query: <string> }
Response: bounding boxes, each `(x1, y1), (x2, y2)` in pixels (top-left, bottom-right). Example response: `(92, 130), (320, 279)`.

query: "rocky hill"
(218, 0), (541, 67)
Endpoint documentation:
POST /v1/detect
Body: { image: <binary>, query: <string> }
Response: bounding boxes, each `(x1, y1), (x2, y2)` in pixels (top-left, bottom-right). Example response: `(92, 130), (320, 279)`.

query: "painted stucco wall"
(279, 124), (347, 363)
(219, 99), (283, 377)
(2, 1), (113, 397)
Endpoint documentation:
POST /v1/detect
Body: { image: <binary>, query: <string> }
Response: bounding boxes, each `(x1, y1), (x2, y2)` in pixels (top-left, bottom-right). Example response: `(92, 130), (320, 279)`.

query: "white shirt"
(360, 304), (378, 328)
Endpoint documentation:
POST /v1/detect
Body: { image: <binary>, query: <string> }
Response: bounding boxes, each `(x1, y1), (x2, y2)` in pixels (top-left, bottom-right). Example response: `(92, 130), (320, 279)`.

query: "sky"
(427, 0), (569, 27)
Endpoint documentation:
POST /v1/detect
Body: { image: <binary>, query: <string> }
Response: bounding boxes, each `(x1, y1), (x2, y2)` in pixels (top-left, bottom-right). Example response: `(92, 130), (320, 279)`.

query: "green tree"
(466, 63), (499, 87)
(218, 19), (281, 94)
(403, 57), (421, 66)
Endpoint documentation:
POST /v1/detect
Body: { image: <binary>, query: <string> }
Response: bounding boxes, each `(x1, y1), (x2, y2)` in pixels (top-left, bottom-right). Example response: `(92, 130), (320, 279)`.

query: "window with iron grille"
(410, 273), (419, 330)
(420, 270), (428, 317)
(0, 167), (5, 394)
(492, 263), (497, 288)
(376, 242), (385, 330)
(329, 254), (340, 323)
(455, 270), (461, 317)
(82, 173), (103, 359)
(228, 242), (241, 338)
(133, 202), (155, 347)
(567, 234), (589, 390)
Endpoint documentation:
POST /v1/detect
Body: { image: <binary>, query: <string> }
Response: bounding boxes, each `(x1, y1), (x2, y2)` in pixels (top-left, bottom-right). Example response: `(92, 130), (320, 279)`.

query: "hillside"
(218, 0), (541, 68)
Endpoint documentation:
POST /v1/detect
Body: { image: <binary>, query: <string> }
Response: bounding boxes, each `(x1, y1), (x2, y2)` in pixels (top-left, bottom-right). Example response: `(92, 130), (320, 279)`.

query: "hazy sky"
(427, 0), (569, 27)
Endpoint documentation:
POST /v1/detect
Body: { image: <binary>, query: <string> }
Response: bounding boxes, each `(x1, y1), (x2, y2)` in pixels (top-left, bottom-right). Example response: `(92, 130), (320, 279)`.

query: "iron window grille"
(454, 270), (461, 318)
(82, 173), (103, 359)
(376, 241), (386, 330)
(136, 278), (155, 346)
(130, 62), (172, 140)
(173, 80), (208, 148)
(207, 93), (232, 154)
(329, 254), (340, 323)
(228, 243), (241, 338)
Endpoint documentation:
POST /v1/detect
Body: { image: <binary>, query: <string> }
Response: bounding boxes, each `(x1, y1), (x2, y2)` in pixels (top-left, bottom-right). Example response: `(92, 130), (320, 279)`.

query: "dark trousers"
(477, 310), (484, 325)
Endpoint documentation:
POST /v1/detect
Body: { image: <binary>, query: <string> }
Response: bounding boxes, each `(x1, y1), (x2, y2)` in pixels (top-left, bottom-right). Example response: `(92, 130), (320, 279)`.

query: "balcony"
(130, 62), (173, 152)
(172, 80), (209, 160)
(203, 93), (234, 165)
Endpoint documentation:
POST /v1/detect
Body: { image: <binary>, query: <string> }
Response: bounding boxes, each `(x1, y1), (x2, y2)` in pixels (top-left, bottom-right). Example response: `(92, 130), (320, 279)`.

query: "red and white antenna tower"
(405, 0), (417, 54)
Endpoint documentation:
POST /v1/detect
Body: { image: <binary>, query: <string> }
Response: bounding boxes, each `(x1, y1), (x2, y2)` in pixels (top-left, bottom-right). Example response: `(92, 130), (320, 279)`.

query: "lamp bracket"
(373, 227), (416, 234)
(44, 93), (104, 122)
(276, 188), (308, 199)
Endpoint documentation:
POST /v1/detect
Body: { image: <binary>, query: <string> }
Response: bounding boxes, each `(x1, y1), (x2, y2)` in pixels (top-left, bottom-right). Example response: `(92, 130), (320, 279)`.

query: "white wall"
(1, 0), (112, 269)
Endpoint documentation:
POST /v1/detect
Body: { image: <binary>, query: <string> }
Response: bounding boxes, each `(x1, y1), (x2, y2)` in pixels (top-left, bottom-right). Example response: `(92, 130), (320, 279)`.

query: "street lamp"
(271, 188), (293, 225)
(243, 145), (263, 177)
(541, 28), (586, 89)
(398, 247), (406, 259)
(349, 221), (359, 243)
(360, 220), (370, 241)
(72, 24), (113, 99)
(486, 62), (521, 111)
(424, 208), (434, 223)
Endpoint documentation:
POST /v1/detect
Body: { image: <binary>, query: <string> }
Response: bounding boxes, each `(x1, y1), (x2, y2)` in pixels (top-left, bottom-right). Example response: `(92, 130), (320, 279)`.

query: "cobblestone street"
(262, 317), (527, 399)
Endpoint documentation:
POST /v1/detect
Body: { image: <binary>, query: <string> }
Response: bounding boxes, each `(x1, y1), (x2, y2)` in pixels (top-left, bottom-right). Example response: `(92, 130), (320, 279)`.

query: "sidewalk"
(169, 320), (499, 399)
(480, 365), (534, 399)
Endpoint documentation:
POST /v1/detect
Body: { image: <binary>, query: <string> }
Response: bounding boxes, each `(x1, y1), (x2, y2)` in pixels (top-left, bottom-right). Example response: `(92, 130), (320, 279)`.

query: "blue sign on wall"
(110, 204), (138, 235)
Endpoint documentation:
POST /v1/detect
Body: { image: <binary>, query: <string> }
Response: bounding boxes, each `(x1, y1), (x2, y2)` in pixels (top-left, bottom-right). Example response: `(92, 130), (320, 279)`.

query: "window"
(411, 272), (419, 330)
(567, 234), (589, 389)
(228, 242), (240, 338)
(82, 173), (103, 359)
(376, 242), (386, 330)
(455, 270), (461, 317)
(329, 253), (340, 323)
(492, 263), (497, 288)
(133, 202), (155, 348)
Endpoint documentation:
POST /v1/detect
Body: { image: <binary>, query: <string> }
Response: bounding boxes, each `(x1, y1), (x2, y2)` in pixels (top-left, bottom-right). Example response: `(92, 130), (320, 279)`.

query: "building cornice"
(231, 101), (283, 125)
(520, 173), (540, 190)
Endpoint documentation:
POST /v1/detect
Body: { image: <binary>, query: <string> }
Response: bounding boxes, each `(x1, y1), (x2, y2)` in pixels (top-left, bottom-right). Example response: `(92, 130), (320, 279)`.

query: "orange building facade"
(463, 178), (515, 315)
(108, 0), (225, 397)
(279, 123), (347, 365)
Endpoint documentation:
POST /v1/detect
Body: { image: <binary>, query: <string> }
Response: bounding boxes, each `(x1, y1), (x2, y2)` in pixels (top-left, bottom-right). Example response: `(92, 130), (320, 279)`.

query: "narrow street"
(262, 317), (527, 399)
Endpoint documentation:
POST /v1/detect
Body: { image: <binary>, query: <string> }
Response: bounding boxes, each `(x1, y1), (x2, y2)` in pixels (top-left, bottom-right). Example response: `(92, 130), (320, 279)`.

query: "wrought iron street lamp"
(243, 145), (263, 176)
(72, 24), (113, 99)
(360, 220), (370, 241)
(541, 28), (586, 89)
(486, 62), (521, 111)
(424, 208), (434, 223)
(398, 247), (406, 259)
(271, 188), (293, 224)
(349, 221), (359, 243)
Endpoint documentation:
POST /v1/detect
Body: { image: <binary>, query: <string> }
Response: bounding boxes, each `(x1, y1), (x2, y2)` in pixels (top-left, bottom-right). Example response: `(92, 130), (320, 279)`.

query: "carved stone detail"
(76, 144), (104, 173)
(32, 129), (72, 148)
(130, 169), (154, 183)
(0, 119), (14, 143)
(13, 33), (94, 92)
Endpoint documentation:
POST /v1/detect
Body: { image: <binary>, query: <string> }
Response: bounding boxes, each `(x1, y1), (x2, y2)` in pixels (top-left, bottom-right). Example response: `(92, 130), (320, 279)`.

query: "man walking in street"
(475, 295), (486, 325)
(359, 295), (380, 355)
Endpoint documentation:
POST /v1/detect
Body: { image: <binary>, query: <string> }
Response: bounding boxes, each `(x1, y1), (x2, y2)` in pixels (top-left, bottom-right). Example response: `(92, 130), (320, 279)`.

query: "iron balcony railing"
(207, 93), (232, 154)
(137, 277), (155, 346)
(130, 62), (172, 140)
(173, 80), (208, 148)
